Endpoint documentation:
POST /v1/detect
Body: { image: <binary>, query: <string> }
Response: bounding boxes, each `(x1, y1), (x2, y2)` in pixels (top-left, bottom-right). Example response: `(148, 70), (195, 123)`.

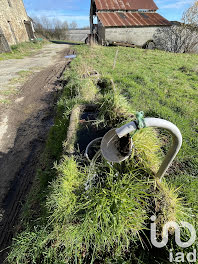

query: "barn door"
(24, 21), (34, 40)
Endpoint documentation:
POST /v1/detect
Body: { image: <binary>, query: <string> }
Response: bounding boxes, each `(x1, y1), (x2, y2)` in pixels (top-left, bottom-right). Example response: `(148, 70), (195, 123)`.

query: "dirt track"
(0, 43), (69, 101)
(0, 44), (72, 262)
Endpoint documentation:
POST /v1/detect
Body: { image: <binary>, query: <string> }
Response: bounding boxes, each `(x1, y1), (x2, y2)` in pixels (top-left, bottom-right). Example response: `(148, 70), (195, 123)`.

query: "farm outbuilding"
(90, 0), (171, 47)
(0, 0), (35, 53)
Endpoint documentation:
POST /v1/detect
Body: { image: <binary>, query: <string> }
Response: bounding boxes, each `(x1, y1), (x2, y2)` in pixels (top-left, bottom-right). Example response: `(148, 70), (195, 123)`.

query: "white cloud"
(28, 9), (89, 26)
(160, 0), (194, 9)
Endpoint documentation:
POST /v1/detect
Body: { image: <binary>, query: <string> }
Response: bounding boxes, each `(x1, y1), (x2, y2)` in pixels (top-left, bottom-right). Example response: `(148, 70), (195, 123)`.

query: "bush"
(33, 16), (69, 40)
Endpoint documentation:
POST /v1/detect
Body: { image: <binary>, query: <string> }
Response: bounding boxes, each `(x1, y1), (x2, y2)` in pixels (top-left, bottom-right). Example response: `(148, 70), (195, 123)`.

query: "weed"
(0, 40), (47, 61)
(132, 128), (163, 174)
(154, 180), (184, 234)
(7, 45), (198, 264)
(9, 70), (33, 86)
(8, 157), (152, 263)
(97, 89), (133, 126)
(0, 99), (10, 104)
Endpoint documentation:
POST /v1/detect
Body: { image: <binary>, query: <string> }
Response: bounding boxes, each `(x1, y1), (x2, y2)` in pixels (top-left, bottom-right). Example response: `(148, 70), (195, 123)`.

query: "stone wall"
(67, 29), (90, 42)
(193, 45), (198, 54)
(0, 0), (30, 45)
(0, 27), (11, 53)
(105, 27), (166, 46)
(98, 24), (105, 44)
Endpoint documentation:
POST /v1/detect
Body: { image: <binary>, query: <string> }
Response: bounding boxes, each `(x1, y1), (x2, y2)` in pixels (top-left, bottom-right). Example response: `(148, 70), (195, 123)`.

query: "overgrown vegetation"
(154, 1), (198, 53)
(0, 40), (47, 61)
(33, 16), (77, 40)
(7, 45), (198, 263)
(33, 16), (68, 40)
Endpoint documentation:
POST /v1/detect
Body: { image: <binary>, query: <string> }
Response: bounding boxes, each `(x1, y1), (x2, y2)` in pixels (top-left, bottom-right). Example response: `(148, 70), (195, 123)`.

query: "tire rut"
(0, 48), (73, 262)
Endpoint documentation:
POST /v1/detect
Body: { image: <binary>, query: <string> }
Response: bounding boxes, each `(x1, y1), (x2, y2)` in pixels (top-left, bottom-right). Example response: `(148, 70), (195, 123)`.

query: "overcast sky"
(23, 0), (195, 28)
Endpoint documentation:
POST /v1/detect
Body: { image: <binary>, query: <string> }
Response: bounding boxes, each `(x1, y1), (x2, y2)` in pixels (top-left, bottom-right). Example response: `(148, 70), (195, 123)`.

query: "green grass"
(9, 70), (33, 85)
(0, 40), (47, 61)
(7, 45), (198, 264)
(0, 70), (33, 105)
(72, 45), (198, 260)
(0, 89), (17, 96)
(0, 99), (10, 104)
(74, 45), (198, 169)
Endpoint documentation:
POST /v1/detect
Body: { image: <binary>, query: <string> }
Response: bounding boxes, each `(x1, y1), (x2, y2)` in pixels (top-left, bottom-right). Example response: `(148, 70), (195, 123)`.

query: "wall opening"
(24, 21), (34, 40)
(7, 0), (12, 7)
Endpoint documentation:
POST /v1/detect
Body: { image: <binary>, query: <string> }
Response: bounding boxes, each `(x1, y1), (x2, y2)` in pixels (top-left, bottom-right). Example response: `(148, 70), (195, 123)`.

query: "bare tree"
(154, 24), (198, 53)
(83, 26), (90, 29)
(154, 1), (198, 53)
(33, 16), (69, 40)
(182, 1), (198, 27)
(53, 19), (68, 40)
(69, 21), (78, 29)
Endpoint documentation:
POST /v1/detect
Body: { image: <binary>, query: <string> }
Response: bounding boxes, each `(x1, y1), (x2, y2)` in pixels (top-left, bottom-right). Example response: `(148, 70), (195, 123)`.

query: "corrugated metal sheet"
(95, 0), (158, 11)
(97, 12), (171, 27)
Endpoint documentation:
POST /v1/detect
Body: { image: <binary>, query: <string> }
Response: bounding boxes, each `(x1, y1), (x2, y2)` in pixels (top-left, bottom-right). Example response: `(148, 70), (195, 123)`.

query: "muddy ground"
(0, 43), (72, 262)
(0, 43), (70, 102)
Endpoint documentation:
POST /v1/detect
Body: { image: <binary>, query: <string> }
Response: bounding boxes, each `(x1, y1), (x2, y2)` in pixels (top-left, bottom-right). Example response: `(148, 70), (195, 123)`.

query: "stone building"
(90, 0), (171, 47)
(0, 0), (34, 52)
(68, 29), (90, 42)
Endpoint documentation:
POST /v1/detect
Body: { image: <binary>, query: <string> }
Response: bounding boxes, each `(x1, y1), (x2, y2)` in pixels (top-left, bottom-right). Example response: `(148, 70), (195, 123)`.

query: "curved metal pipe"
(85, 137), (103, 162)
(116, 118), (182, 181)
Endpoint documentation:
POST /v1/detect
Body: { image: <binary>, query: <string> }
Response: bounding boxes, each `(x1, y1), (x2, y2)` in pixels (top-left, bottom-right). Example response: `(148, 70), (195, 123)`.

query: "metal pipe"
(85, 137), (102, 162)
(116, 118), (182, 180)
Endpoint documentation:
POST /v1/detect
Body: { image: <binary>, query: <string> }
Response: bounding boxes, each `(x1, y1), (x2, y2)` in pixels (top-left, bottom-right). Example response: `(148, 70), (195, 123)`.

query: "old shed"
(0, 0), (35, 53)
(90, 0), (171, 46)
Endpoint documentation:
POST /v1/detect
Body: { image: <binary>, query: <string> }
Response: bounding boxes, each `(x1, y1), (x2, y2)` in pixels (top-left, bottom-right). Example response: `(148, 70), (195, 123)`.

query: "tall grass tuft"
(97, 89), (133, 126)
(46, 157), (151, 262)
(132, 128), (163, 174)
(8, 157), (152, 263)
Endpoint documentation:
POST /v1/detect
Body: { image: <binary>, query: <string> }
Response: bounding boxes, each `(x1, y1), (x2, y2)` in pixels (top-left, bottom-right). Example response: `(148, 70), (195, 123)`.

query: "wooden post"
(90, 0), (94, 34)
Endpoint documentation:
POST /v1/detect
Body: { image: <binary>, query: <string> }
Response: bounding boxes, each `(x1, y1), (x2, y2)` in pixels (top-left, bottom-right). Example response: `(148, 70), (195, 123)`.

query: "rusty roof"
(97, 12), (171, 27)
(95, 0), (158, 11)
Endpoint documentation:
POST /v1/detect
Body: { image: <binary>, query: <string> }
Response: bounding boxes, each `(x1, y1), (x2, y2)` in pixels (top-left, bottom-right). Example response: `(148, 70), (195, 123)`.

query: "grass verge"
(0, 40), (47, 61)
(6, 45), (198, 264)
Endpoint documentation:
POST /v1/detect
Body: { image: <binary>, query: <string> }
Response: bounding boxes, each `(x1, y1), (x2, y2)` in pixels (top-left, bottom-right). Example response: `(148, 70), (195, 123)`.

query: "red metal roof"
(95, 0), (158, 11)
(97, 12), (171, 27)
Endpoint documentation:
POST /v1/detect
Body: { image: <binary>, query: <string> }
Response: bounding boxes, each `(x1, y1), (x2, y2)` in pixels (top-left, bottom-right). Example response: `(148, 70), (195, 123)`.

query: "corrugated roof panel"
(100, 13), (111, 26)
(107, 0), (115, 10)
(95, 0), (159, 11)
(115, 13), (127, 26)
(129, 13), (143, 26)
(108, 13), (121, 26)
(97, 12), (171, 27)
(124, 13), (137, 25)
(117, 13), (132, 26)
(96, 0), (103, 9)
(133, 13), (147, 25)
(106, 13), (118, 26)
